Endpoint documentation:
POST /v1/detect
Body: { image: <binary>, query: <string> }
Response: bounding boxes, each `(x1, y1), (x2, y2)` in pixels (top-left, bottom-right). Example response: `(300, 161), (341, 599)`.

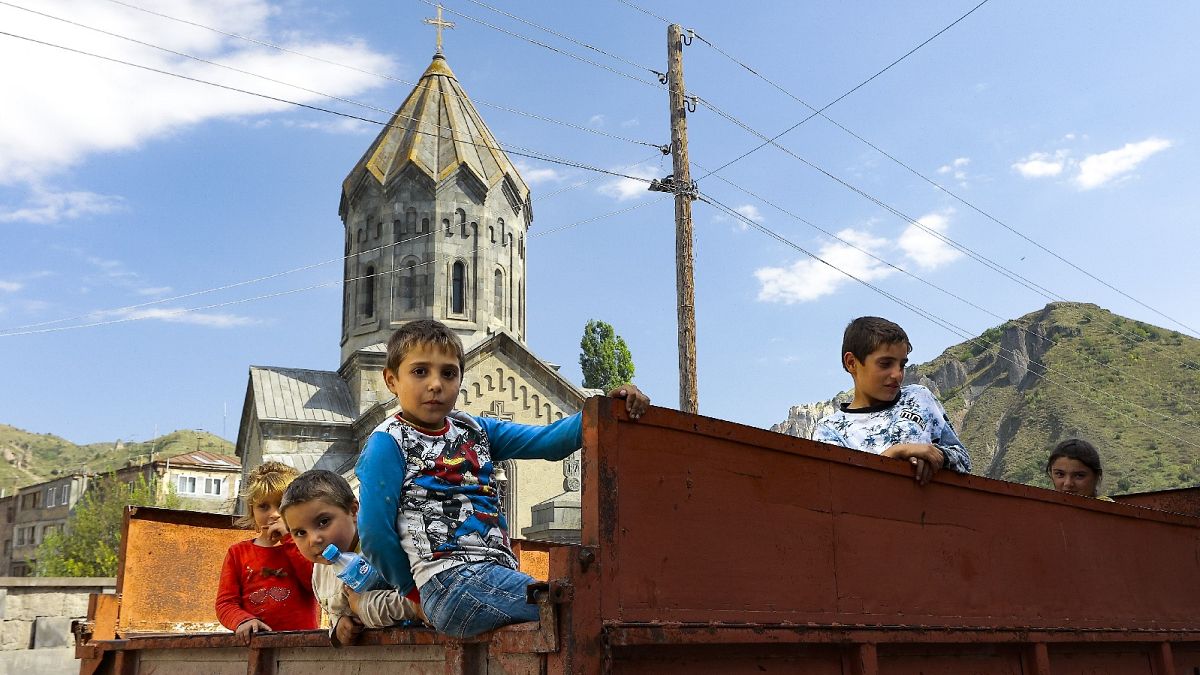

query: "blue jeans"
(419, 562), (539, 638)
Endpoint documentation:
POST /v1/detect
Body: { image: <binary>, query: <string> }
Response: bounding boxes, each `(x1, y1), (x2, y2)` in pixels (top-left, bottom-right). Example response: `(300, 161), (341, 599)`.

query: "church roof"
(249, 366), (354, 424)
(342, 53), (530, 208)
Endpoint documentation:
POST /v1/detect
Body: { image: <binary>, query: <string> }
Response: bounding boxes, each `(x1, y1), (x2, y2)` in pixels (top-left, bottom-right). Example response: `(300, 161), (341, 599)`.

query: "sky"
(1, 0), (1198, 446)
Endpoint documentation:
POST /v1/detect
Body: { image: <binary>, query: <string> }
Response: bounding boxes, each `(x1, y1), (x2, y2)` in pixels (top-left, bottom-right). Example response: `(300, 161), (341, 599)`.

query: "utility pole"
(666, 24), (698, 413)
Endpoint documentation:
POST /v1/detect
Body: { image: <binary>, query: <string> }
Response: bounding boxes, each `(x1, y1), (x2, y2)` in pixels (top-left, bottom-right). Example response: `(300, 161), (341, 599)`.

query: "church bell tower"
(337, 40), (533, 366)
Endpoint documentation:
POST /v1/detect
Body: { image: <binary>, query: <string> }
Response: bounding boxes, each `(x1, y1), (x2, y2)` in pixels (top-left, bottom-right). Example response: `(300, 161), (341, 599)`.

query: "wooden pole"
(667, 24), (698, 413)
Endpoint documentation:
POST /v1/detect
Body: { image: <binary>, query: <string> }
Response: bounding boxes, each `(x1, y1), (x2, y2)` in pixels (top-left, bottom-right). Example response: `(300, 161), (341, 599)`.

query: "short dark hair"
(1045, 438), (1103, 477)
(385, 319), (466, 373)
(841, 316), (911, 372)
(279, 469), (356, 519)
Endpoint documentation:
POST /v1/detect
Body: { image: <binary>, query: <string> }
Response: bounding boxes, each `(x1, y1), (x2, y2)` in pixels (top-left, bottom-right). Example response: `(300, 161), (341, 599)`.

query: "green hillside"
(0, 426), (235, 495)
(918, 302), (1200, 494)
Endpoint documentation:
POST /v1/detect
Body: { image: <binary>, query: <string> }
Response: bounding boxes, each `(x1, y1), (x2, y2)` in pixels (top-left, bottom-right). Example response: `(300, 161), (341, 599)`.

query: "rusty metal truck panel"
(77, 398), (1200, 674)
(1114, 485), (1200, 517)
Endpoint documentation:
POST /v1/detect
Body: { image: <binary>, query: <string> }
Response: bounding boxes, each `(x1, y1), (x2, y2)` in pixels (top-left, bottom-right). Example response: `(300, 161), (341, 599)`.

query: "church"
(234, 39), (588, 542)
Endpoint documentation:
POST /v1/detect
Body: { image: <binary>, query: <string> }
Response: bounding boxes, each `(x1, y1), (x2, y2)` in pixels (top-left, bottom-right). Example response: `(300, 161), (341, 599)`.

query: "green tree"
(579, 319), (636, 391)
(35, 474), (180, 577)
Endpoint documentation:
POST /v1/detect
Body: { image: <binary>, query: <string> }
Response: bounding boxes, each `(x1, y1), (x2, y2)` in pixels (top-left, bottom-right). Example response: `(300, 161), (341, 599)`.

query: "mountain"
(772, 302), (1200, 494)
(0, 426), (235, 495)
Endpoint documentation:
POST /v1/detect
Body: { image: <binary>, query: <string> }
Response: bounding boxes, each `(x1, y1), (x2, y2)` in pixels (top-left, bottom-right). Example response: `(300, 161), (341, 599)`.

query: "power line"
(59, 0), (664, 151)
(697, 96), (1062, 300)
(612, 0), (671, 26)
(694, 159), (1200, 419)
(0, 29), (655, 187)
(697, 98), (1200, 376)
(685, 9), (1199, 340)
(693, 0), (992, 179)
(420, 0), (663, 89)
(450, 0), (660, 76)
(0, 145), (666, 336)
(0, 197), (665, 338)
(699, 192), (1200, 451)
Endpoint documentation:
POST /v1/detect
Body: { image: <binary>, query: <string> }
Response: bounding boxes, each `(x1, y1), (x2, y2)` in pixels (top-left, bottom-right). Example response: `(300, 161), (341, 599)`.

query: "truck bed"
(75, 397), (1200, 674)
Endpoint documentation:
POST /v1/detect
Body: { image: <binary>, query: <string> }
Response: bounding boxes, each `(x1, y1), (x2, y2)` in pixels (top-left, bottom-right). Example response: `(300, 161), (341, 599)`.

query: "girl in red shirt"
(215, 462), (319, 636)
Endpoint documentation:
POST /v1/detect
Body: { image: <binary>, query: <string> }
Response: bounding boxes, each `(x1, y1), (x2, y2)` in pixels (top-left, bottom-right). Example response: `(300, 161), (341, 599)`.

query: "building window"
(204, 478), (223, 496)
(493, 269), (504, 317)
(489, 225), (495, 243)
(16, 526), (34, 547)
(405, 208), (417, 237)
(47, 487), (56, 506)
(451, 262), (466, 314)
(361, 266), (376, 318)
(497, 218), (505, 246)
(421, 218), (430, 234)
(456, 208), (467, 237)
(3, 540), (9, 557)
(177, 476), (197, 494)
(61, 485), (70, 506)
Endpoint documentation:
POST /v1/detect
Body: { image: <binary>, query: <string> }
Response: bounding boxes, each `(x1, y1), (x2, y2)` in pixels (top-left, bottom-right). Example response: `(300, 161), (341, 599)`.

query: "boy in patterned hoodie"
(356, 319), (649, 638)
(814, 316), (971, 484)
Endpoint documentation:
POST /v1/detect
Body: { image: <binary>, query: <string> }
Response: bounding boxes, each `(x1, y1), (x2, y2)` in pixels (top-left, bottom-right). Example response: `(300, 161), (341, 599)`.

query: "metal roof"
(249, 366), (354, 424)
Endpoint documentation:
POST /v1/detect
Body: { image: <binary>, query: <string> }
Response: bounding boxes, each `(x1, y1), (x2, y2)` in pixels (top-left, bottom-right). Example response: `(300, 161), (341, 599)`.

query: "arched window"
(443, 218), (451, 235)
(362, 266), (375, 318)
(405, 208), (417, 237)
(456, 208), (467, 237)
(393, 220), (402, 241)
(489, 225), (496, 243)
(519, 235), (525, 260)
(497, 218), (505, 246)
(451, 262), (466, 314)
(493, 269), (503, 316)
(421, 217), (430, 233)
(375, 221), (382, 239)
(398, 258), (418, 311)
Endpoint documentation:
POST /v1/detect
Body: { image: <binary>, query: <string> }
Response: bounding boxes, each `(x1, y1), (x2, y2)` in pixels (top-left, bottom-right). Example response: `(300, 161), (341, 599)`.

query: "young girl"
(215, 461), (319, 636)
(1046, 439), (1111, 500)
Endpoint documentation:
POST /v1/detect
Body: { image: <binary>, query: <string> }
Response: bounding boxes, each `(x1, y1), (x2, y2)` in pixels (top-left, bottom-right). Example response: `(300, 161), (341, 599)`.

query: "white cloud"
(898, 211), (962, 270)
(1012, 151), (1066, 178)
(587, 114), (605, 127)
(1074, 137), (1172, 190)
(754, 229), (893, 304)
(514, 160), (565, 185)
(0, 0), (395, 186)
(136, 286), (174, 296)
(0, 281), (23, 293)
(936, 157), (970, 185)
(597, 165), (657, 201)
(619, 118), (639, 128)
(716, 204), (764, 231)
(0, 187), (124, 224)
(101, 306), (256, 328)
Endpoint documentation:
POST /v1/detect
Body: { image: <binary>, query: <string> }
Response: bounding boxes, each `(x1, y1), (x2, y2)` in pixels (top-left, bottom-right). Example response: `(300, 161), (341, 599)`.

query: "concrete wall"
(0, 576), (115, 675)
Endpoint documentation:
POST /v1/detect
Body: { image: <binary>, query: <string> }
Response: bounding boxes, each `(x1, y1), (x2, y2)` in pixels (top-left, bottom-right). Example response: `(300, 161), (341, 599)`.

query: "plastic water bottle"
(322, 544), (385, 593)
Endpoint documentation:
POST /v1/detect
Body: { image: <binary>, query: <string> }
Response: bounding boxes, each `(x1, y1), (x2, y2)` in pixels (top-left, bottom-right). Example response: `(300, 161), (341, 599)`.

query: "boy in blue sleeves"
(814, 316), (971, 484)
(356, 319), (649, 638)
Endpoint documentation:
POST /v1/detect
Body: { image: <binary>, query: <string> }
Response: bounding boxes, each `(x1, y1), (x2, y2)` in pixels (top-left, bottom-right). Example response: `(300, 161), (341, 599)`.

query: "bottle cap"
(321, 544), (341, 562)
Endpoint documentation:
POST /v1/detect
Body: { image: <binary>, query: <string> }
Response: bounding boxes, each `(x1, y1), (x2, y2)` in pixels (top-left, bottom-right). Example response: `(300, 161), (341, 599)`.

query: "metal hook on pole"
(685, 96), (697, 114)
(681, 29), (694, 46)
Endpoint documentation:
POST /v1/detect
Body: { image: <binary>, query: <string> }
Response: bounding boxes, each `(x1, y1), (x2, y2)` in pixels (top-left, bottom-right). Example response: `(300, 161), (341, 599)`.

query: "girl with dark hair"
(1046, 439), (1109, 499)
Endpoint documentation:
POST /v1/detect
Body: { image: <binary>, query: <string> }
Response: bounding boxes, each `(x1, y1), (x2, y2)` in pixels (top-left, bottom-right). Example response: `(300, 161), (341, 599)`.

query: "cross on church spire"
(423, 4), (455, 55)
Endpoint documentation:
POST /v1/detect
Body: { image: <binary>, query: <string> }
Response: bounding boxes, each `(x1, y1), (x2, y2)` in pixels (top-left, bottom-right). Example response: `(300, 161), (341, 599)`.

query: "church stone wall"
(340, 169), (528, 363)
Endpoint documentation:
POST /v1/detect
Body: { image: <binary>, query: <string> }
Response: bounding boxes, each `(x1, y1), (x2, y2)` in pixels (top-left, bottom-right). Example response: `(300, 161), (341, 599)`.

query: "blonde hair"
(234, 461), (298, 529)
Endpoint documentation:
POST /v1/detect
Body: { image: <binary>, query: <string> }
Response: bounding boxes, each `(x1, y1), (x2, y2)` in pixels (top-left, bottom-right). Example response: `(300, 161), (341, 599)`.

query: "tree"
(35, 474), (180, 577)
(579, 319), (636, 391)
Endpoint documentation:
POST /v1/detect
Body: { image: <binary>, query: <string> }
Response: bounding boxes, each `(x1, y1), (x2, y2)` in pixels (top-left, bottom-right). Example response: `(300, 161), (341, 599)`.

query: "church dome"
(341, 54), (530, 215)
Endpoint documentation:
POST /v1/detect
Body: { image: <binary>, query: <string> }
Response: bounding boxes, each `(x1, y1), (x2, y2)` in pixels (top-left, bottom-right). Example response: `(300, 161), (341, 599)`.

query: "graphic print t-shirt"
(382, 411), (515, 587)
(813, 384), (972, 473)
